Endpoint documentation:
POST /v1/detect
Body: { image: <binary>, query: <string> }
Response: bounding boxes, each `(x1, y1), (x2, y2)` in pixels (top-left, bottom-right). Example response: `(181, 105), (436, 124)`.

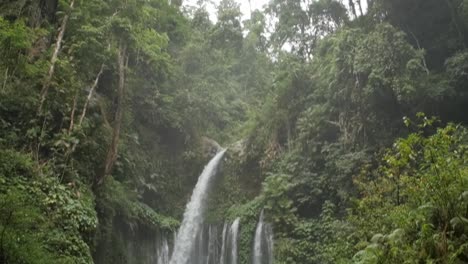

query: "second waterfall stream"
(163, 149), (273, 264)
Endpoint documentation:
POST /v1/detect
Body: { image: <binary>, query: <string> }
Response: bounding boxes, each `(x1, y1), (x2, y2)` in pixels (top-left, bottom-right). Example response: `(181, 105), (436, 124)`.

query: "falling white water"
(253, 210), (274, 264)
(253, 210), (265, 264)
(157, 237), (170, 264)
(265, 223), (274, 264)
(230, 218), (240, 264)
(197, 227), (205, 264)
(170, 149), (227, 264)
(219, 223), (228, 264)
(207, 225), (218, 264)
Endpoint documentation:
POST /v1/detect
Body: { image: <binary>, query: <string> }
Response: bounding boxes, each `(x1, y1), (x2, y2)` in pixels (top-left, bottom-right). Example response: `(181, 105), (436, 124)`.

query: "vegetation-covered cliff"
(0, 0), (468, 263)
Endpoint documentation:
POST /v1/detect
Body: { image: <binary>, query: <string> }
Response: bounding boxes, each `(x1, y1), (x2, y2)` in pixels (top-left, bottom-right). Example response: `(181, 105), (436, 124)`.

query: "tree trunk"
(68, 92), (78, 133)
(40, 0), (59, 21)
(357, 0), (364, 16)
(78, 64), (105, 127)
(63, 65), (105, 158)
(444, 0), (466, 48)
(408, 31), (430, 75)
(349, 0), (357, 19)
(97, 44), (126, 186)
(366, 0), (374, 10)
(98, 100), (111, 129)
(1, 68), (8, 93)
(286, 118), (292, 152)
(38, 0), (74, 113)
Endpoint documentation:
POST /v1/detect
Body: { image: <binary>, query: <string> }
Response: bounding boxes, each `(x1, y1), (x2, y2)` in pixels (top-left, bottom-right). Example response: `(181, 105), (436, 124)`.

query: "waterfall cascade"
(170, 150), (226, 264)
(253, 210), (274, 264)
(229, 218), (240, 264)
(157, 216), (273, 264)
(187, 219), (242, 264)
(157, 237), (170, 264)
(220, 223), (228, 264)
(158, 149), (274, 264)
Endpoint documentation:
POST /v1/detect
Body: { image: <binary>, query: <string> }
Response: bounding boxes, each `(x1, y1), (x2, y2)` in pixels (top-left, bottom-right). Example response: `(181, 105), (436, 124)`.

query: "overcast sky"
(183, 0), (270, 20)
(183, 0), (367, 21)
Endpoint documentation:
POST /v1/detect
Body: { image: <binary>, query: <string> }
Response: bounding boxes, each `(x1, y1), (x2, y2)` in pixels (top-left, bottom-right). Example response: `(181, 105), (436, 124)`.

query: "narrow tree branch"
(38, 0), (75, 113)
(68, 92), (78, 133)
(78, 64), (105, 127)
(357, 0), (364, 16)
(349, 0), (357, 19)
(408, 30), (430, 75)
(98, 99), (111, 128)
(444, 0), (466, 48)
(1, 68), (8, 93)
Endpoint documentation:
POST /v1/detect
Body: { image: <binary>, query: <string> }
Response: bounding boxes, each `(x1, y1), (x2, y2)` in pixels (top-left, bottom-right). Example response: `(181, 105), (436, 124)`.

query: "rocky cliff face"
(0, 0), (58, 26)
(201, 136), (222, 157)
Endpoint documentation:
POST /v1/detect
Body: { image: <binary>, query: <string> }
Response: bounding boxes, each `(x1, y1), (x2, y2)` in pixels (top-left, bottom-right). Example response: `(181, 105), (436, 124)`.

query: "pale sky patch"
(183, 0), (270, 21)
(183, 0), (368, 23)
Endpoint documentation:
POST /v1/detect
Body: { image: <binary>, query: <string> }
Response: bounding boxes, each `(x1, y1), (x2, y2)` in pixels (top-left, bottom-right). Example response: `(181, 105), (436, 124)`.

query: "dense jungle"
(0, 0), (468, 263)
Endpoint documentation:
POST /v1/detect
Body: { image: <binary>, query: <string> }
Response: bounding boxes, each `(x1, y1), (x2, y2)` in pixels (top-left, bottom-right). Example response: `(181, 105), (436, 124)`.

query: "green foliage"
(273, 201), (355, 264)
(2, 0), (468, 263)
(232, 1), (468, 262)
(96, 178), (179, 232)
(0, 188), (50, 264)
(0, 18), (32, 65)
(0, 149), (97, 264)
(267, 0), (348, 57)
(263, 173), (298, 230)
(351, 121), (468, 263)
(0, 2), (190, 262)
(226, 198), (264, 264)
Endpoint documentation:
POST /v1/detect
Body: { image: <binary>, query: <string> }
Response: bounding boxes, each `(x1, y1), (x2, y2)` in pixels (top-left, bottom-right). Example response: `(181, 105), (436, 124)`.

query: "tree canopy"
(1, 0), (468, 263)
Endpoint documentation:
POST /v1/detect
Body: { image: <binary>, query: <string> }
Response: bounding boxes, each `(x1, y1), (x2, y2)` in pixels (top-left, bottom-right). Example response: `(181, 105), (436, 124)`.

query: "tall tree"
(99, 44), (126, 186)
(38, 0), (74, 113)
(211, 0), (243, 52)
(267, 0), (347, 58)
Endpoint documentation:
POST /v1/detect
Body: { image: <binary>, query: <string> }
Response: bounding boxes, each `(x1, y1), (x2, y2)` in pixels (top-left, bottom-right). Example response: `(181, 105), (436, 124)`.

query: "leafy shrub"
(0, 149), (97, 263)
(351, 120), (468, 263)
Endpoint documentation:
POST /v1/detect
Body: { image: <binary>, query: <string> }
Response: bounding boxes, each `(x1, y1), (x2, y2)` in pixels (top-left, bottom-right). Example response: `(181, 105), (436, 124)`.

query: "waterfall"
(253, 210), (264, 264)
(164, 219), (244, 264)
(157, 237), (170, 264)
(166, 148), (274, 264)
(170, 149), (226, 264)
(197, 227), (205, 264)
(265, 223), (274, 264)
(219, 223), (228, 264)
(230, 218), (240, 264)
(207, 225), (218, 264)
(253, 210), (274, 264)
